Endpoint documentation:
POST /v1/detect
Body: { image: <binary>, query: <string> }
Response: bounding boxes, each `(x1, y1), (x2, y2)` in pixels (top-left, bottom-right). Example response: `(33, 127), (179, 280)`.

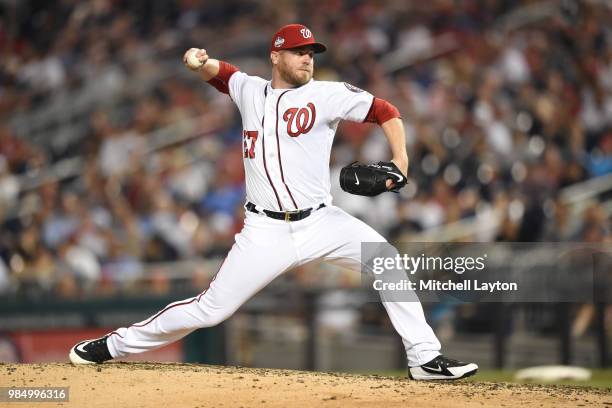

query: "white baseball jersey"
(228, 74), (374, 211)
(104, 67), (442, 368)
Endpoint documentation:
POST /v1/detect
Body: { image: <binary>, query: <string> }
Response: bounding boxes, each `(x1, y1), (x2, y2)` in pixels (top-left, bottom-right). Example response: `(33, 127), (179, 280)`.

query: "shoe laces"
(83, 336), (112, 362)
(86, 337), (107, 350)
(435, 355), (461, 367)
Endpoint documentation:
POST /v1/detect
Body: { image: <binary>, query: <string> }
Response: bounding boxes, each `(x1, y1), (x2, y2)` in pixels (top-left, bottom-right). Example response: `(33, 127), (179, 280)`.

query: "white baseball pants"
(107, 205), (441, 366)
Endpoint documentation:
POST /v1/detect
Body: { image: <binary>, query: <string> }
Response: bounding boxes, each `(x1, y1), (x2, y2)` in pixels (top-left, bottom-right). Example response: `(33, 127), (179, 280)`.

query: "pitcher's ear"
(270, 51), (279, 65)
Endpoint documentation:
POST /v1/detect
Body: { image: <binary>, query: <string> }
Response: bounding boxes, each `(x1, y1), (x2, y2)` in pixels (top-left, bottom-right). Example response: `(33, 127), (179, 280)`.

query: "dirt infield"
(2, 363), (610, 408)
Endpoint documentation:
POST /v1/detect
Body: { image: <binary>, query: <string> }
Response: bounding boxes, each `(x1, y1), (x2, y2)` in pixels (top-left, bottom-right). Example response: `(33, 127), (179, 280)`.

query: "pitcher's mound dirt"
(2, 363), (610, 408)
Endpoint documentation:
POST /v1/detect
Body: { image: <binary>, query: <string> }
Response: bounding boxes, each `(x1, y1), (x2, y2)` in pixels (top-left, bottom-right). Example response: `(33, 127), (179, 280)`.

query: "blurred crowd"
(0, 0), (611, 299)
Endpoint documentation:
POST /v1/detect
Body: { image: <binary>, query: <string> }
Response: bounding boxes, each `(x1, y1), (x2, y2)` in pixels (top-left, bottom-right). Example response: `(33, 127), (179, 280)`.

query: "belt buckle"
(284, 209), (302, 222)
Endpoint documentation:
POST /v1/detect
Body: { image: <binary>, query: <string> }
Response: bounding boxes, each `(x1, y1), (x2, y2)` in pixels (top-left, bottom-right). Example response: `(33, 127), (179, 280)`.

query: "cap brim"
(285, 42), (327, 54)
(311, 43), (327, 53)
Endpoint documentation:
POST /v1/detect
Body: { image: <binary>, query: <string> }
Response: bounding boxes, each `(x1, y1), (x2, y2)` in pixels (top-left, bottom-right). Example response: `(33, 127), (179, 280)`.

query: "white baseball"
(186, 49), (204, 69)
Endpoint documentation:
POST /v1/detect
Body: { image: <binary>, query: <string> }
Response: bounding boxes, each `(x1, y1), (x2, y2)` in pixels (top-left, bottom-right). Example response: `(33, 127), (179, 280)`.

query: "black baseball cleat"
(408, 355), (478, 380)
(69, 336), (113, 364)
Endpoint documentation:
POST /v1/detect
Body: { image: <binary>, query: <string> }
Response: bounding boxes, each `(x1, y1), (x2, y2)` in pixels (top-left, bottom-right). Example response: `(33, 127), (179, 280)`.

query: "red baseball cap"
(270, 24), (327, 54)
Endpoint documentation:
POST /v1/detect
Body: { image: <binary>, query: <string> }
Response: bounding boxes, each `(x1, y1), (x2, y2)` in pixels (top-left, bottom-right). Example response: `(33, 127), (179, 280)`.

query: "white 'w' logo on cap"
(300, 28), (312, 38)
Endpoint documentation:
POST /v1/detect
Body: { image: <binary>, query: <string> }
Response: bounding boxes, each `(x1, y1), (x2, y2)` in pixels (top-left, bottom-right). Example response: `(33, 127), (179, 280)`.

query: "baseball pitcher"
(70, 24), (478, 381)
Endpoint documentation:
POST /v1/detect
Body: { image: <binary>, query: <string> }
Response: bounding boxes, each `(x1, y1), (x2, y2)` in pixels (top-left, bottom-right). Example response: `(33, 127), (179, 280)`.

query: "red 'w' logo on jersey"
(283, 103), (316, 137)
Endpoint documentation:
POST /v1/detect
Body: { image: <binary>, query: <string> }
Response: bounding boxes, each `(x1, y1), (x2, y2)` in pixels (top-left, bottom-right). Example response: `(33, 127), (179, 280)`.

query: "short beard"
(278, 63), (311, 86)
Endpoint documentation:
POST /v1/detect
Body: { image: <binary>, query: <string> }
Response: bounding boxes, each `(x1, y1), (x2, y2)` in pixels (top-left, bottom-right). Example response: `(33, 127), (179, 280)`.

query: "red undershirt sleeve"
(363, 97), (401, 125)
(206, 61), (239, 94)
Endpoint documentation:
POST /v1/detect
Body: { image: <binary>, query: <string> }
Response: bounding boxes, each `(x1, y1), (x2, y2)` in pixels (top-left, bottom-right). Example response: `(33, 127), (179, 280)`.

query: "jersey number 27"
(243, 130), (258, 159)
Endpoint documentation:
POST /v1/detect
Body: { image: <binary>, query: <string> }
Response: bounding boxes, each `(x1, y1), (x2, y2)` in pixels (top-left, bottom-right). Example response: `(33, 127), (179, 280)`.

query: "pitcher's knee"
(203, 311), (232, 327)
(196, 301), (237, 327)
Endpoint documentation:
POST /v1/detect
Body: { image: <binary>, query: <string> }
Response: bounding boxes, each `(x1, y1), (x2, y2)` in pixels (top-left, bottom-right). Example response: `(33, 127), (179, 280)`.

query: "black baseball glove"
(339, 161), (407, 196)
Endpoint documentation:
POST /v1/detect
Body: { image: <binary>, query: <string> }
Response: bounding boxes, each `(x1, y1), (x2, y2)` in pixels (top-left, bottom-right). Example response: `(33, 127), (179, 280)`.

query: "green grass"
(465, 369), (612, 389)
(359, 369), (612, 389)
